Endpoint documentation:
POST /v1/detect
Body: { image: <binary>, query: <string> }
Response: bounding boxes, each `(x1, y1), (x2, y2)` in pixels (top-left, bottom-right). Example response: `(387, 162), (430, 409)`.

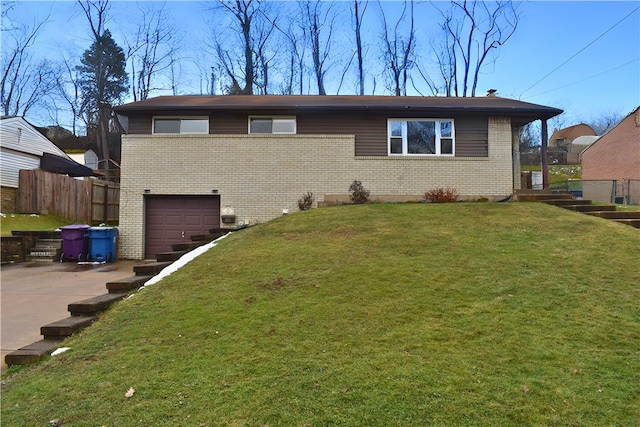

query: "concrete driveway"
(1, 260), (140, 372)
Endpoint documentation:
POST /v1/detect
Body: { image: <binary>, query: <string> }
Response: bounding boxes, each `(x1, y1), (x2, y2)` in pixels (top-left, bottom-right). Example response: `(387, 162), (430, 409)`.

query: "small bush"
(424, 187), (459, 203)
(349, 180), (370, 204)
(297, 191), (315, 211)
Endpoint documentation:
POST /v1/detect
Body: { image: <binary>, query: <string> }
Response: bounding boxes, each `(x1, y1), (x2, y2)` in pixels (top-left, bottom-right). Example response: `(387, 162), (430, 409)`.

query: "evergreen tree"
(77, 29), (128, 167)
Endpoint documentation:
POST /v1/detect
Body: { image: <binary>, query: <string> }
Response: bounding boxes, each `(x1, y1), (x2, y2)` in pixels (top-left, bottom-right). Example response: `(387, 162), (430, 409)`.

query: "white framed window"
(153, 117), (209, 134)
(388, 119), (455, 156)
(249, 116), (296, 134)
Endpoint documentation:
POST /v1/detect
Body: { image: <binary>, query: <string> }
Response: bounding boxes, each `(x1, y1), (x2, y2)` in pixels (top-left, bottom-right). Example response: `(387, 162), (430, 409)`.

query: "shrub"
(297, 191), (315, 211)
(349, 180), (370, 204)
(424, 187), (459, 203)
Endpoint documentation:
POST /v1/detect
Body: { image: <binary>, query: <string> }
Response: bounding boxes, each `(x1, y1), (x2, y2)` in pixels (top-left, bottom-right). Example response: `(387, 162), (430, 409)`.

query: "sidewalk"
(1, 260), (140, 372)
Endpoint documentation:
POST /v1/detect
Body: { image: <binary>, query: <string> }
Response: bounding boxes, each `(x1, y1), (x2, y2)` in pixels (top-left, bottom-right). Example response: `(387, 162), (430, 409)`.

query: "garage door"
(145, 195), (221, 259)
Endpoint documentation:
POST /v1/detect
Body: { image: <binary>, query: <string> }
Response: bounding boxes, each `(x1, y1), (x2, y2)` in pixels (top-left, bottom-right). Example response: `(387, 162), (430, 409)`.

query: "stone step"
(156, 250), (188, 262)
(171, 241), (205, 252)
(68, 293), (127, 316)
(564, 205), (617, 212)
(517, 193), (573, 202)
(543, 199), (591, 207)
(612, 218), (640, 228)
(41, 316), (95, 340)
(190, 231), (227, 242)
(133, 261), (172, 276)
(106, 275), (153, 293)
(586, 211), (640, 219)
(4, 339), (64, 366)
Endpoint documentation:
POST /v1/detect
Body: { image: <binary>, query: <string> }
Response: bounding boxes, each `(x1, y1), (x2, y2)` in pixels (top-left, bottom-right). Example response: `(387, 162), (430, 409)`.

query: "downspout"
(541, 119), (549, 190)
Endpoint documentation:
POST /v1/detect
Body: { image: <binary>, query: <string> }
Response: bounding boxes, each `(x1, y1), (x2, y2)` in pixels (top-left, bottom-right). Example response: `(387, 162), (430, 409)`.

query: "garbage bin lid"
(60, 224), (91, 229)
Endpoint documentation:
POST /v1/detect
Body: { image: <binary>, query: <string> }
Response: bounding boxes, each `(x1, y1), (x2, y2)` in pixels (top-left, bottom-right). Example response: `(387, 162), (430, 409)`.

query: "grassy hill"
(2, 203), (639, 426)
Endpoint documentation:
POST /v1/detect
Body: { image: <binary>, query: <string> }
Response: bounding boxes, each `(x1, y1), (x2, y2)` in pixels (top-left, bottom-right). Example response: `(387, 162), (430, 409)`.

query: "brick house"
(581, 107), (640, 204)
(549, 124), (598, 164)
(113, 95), (562, 259)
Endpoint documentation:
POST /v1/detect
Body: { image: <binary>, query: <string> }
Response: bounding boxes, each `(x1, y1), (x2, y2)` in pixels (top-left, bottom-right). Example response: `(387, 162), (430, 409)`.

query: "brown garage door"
(145, 195), (221, 258)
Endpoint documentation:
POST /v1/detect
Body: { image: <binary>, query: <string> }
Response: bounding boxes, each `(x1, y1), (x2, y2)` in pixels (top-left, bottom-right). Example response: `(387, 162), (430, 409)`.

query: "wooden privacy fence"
(17, 169), (119, 224)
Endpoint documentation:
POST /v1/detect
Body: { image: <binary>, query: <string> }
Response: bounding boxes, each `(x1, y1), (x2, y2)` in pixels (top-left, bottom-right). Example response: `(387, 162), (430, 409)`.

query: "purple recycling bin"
(60, 224), (91, 262)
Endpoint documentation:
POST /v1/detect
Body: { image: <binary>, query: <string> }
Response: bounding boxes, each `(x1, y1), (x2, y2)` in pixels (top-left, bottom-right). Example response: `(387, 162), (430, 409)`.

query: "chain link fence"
(582, 179), (639, 205)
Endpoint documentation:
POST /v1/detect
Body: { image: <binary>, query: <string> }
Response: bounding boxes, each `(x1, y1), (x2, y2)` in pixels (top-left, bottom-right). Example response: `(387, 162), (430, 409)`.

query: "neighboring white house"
(68, 149), (99, 170)
(0, 116), (91, 212)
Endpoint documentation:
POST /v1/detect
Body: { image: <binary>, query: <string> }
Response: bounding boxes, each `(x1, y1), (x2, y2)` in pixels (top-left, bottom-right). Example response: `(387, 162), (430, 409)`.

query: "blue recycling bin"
(88, 226), (118, 262)
(60, 224), (90, 262)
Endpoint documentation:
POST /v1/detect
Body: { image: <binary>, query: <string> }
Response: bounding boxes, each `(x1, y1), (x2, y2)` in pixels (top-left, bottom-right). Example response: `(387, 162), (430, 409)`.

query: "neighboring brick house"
(581, 107), (640, 204)
(113, 95), (562, 259)
(549, 123), (597, 164)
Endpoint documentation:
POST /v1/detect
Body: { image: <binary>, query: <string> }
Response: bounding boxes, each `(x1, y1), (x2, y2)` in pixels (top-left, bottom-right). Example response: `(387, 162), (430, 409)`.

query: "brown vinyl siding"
(126, 110), (488, 158)
(453, 116), (489, 157)
(127, 115), (152, 134)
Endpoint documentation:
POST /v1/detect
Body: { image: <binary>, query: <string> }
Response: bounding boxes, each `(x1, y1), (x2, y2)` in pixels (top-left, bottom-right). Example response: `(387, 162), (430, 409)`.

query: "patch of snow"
(141, 232), (232, 289)
(51, 347), (71, 356)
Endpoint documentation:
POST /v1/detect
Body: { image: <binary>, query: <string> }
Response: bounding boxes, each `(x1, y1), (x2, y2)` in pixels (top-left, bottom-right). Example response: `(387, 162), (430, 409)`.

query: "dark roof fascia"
(114, 95), (563, 122)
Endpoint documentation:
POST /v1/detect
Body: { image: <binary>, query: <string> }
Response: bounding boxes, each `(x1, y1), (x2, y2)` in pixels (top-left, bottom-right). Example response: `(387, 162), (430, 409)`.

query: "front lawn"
(2, 203), (638, 426)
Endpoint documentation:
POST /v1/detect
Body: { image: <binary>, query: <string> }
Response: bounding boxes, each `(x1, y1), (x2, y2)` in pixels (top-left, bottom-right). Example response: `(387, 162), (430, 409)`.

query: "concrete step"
(156, 250), (188, 262)
(68, 293), (127, 316)
(133, 261), (172, 276)
(41, 316), (96, 340)
(586, 211), (640, 219)
(34, 238), (63, 247)
(564, 205), (617, 212)
(34, 243), (63, 251)
(25, 253), (61, 262)
(106, 275), (153, 293)
(4, 339), (64, 366)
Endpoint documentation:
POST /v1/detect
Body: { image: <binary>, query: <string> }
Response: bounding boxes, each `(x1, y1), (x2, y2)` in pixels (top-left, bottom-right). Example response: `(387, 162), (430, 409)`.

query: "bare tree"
(77, 0), (128, 174)
(353, 0), (368, 95)
(584, 110), (625, 135)
(125, 3), (179, 101)
(259, 4), (307, 95)
(379, 0), (415, 96)
(1, 10), (57, 117)
(52, 56), (83, 134)
(434, 0), (519, 97)
(210, 0), (277, 95)
(300, 0), (338, 96)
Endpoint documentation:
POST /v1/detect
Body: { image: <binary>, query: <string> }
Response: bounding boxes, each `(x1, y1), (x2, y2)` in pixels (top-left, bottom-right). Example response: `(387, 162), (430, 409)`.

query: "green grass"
(521, 164), (581, 185)
(0, 213), (71, 236)
(2, 203), (639, 426)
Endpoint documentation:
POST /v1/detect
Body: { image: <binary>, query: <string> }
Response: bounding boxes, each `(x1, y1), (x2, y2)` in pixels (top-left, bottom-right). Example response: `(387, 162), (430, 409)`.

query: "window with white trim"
(249, 116), (296, 134)
(388, 119), (454, 156)
(153, 117), (209, 134)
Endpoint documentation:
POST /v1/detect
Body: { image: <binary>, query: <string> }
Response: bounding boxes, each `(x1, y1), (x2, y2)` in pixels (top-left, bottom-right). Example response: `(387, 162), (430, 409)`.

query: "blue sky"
(3, 1), (639, 128)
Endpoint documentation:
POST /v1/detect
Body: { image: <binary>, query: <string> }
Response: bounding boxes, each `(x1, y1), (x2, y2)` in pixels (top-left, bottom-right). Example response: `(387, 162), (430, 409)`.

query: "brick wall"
(582, 109), (640, 181)
(1, 186), (17, 213)
(118, 117), (514, 259)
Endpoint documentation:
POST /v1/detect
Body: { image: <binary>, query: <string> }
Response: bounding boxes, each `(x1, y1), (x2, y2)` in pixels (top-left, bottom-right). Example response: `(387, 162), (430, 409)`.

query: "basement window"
(153, 117), (209, 134)
(249, 116), (296, 134)
(388, 119), (455, 156)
